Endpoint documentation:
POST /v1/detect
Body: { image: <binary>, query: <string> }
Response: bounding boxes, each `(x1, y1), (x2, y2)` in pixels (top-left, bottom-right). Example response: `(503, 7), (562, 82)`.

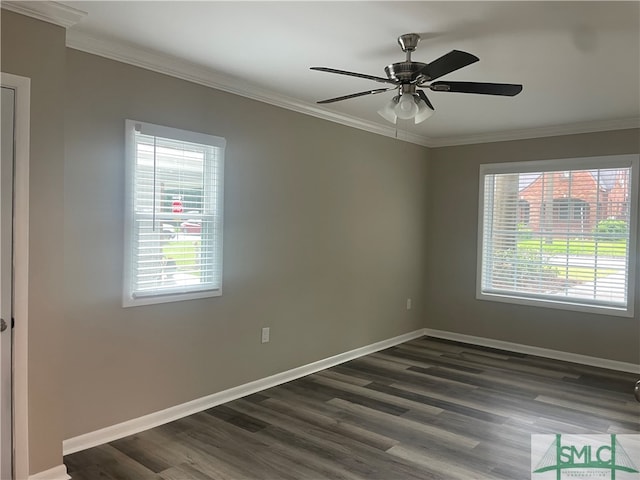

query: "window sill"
(476, 290), (634, 318)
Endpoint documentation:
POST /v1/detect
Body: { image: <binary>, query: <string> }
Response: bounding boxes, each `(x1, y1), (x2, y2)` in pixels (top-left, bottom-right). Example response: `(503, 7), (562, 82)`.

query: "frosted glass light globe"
(395, 93), (419, 120)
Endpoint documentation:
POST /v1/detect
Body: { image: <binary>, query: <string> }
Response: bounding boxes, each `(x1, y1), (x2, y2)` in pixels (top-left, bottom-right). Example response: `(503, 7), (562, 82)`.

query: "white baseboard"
(424, 328), (640, 374)
(63, 327), (639, 456)
(63, 329), (425, 455)
(28, 464), (70, 480)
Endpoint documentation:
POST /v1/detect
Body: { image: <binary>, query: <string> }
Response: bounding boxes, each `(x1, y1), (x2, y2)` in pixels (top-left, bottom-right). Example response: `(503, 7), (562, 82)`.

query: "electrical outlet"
(261, 327), (270, 343)
(406, 298), (412, 310)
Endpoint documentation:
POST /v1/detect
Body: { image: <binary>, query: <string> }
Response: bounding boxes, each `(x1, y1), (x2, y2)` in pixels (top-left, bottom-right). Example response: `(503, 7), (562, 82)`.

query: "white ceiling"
(27, 1), (640, 145)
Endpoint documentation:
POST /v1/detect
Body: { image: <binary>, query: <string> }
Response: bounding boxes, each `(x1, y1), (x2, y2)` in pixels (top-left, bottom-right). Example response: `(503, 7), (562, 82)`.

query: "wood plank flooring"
(64, 336), (640, 479)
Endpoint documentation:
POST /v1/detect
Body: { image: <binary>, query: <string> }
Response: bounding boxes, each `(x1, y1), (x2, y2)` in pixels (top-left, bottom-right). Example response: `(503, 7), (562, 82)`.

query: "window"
(123, 120), (225, 307)
(552, 198), (589, 223)
(517, 199), (531, 225)
(477, 155), (638, 316)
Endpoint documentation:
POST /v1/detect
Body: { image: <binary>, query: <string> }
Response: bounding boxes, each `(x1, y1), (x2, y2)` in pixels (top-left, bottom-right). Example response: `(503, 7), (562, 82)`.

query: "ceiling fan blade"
(421, 50), (479, 81)
(429, 81), (523, 96)
(311, 67), (396, 85)
(317, 88), (393, 104)
(417, 89), (435, 110)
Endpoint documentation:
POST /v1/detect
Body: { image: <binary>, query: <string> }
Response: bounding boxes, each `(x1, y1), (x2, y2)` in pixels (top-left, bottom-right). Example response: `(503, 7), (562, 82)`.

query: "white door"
(0, 86), (15, 480)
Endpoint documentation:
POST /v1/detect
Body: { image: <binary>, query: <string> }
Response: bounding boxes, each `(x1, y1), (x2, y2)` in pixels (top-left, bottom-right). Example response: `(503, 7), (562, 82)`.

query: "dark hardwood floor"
(64, 336), (640, 479)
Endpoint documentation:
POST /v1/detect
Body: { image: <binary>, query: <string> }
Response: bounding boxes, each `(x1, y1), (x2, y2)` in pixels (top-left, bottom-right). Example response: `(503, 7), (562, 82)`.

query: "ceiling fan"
(311, 33), (523, 124)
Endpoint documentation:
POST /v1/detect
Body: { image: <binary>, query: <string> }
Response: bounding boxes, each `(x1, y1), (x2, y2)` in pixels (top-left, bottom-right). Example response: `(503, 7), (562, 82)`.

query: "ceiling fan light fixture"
(395, 93), (419, 120)
(414, 97), (434, 124)
(377, 97), (398, 124)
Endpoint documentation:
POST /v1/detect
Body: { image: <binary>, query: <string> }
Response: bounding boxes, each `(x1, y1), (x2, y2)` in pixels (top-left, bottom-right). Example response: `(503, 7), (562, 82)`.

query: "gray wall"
(1, 11), (67, 476)
(63, 49), (430, 439)
(426, 129), (640, 364)
(3, 8), (639, 475)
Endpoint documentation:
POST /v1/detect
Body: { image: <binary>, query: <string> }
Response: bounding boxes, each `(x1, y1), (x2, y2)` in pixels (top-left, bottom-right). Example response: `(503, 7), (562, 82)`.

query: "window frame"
(476, 154), (639, 317)
(123, 119), (225, 307)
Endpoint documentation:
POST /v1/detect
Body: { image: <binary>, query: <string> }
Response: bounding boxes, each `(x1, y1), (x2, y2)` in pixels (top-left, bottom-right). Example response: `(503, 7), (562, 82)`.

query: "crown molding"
(428, 117), (640, 148)
(65, 30), (430, 147)
(65, 30), (639, 149)
(1, 1), (86, 28)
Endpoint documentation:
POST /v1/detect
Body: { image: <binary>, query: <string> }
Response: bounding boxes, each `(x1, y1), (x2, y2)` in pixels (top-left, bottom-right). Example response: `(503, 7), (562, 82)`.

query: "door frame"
(2, 72), (30, 480)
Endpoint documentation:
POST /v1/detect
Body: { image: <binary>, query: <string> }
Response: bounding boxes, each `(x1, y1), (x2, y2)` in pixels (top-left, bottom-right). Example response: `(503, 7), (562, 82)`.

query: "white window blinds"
(478, 156), (638, 316)
(123, 120), (225, 307)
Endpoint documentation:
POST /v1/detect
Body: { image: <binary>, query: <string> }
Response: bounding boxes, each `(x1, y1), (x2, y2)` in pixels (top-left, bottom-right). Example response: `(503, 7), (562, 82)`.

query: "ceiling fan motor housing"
(384, 62), (428, 84)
